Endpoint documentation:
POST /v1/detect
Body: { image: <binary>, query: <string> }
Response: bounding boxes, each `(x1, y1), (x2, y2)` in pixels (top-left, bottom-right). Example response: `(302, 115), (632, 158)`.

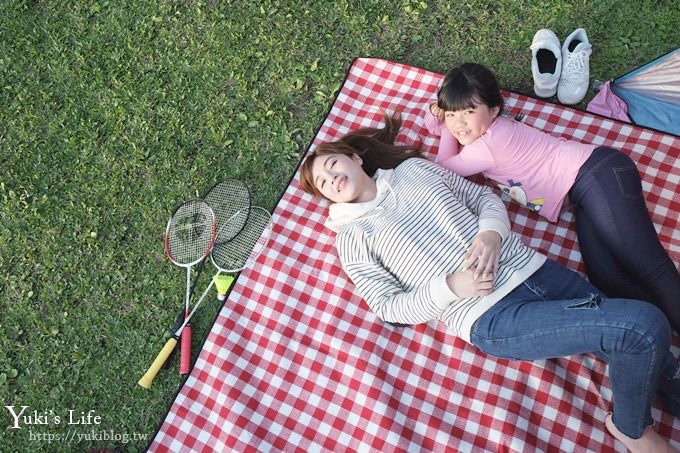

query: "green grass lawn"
(1, 1), (677, 451)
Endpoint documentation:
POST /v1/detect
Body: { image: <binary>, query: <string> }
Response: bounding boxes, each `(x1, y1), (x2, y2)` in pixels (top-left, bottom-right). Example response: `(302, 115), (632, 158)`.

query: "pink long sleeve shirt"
(424, 111), (595, 222)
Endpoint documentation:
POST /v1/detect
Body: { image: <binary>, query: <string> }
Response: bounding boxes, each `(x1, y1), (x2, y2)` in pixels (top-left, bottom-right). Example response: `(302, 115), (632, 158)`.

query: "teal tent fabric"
(589, 48), (680, 136)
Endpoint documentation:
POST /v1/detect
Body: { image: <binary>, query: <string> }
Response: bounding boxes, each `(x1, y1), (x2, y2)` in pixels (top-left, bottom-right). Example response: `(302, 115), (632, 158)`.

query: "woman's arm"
(344, 257), (496, 324)
(452, 174), (507, 279)
(337, 235), (454, 325)
(430, 160), (509, 279)
(449, 173), (509, 238)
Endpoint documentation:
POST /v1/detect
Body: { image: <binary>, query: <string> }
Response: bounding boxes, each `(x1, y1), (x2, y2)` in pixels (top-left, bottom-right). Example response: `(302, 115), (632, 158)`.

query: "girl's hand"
(464, 230), (502, 281)
(446, 269), (494, 298)
(430, 103), (444, 122)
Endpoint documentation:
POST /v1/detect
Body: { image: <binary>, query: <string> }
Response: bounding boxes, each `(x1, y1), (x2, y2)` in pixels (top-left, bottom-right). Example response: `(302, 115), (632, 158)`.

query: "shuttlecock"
(213, 275), (234, 301)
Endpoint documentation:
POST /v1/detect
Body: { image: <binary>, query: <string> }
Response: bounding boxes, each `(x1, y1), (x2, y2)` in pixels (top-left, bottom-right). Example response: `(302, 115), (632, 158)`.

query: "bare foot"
(604, 413), (678, 453)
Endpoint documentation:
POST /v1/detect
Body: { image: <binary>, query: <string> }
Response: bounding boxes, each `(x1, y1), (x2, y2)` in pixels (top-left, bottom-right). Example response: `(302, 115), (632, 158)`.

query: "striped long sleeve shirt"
(326, 158), (546, 343)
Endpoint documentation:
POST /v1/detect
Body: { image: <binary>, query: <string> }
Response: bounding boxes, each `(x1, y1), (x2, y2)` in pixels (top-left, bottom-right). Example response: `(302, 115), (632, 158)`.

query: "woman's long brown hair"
(299, 112), (424, 197)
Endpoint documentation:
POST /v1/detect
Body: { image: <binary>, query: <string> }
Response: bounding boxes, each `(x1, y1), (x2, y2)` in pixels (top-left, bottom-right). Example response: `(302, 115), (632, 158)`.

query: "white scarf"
(324, 168), (395, 232)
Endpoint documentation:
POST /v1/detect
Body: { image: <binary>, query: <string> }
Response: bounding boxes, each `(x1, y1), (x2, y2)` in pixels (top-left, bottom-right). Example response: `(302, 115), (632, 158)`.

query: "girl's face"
(443, 102), (500, 146)
(310, 152), (377, 203)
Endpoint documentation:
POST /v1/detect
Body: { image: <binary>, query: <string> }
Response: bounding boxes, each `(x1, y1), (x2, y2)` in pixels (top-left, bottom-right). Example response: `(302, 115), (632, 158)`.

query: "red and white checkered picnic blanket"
(149, 58), (680, 452)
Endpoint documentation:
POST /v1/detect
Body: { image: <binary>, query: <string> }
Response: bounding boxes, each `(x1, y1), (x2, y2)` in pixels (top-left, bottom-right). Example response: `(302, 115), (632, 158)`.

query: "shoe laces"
(563, 48), (591, 80)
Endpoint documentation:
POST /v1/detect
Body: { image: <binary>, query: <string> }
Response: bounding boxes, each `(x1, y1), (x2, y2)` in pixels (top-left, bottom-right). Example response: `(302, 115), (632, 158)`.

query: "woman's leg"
(470, 260), (679, 439)
(603, 413), (676, 453)
(569, 146), (680, 333)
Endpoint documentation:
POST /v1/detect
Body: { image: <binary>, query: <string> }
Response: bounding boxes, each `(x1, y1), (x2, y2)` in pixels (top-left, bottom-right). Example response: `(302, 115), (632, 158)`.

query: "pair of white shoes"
(531, 28), (592, 104)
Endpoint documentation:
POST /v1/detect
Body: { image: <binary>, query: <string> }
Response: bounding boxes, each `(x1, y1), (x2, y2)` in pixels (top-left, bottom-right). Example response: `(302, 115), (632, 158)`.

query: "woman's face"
(310, 153), (376, 203)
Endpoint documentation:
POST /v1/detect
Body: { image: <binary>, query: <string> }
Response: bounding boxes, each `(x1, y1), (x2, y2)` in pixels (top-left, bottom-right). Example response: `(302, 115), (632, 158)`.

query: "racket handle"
(179, 324), (192, 375)
(138, 337), (178, 389)
(163, 311), (185, 370)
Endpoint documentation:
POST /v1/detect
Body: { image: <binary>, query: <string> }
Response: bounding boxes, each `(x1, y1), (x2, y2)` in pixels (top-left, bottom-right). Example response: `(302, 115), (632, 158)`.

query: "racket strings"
(211, 207), (272, 273)
(204, 180), (251, 244)
(166, 200), (216, 265)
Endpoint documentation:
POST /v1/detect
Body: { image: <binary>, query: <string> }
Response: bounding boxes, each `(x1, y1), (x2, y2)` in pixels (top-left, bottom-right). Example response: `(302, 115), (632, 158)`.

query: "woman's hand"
(464, 230), (502, 281)
(446, 269), (494, 298)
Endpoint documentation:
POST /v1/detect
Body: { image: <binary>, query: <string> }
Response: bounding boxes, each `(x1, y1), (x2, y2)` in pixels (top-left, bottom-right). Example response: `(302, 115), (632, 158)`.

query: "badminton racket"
(204, 179), (251, 244)
(195, 206), (272, 305)
(138, 206), (272, 388)
(174, 200), (217, 375)
(173, 180), (250, 372)
(179, 205), (272, 329)
(138, 199), (216, 388)
(176, 180), (251, 373)
(179, 179), (250, 375)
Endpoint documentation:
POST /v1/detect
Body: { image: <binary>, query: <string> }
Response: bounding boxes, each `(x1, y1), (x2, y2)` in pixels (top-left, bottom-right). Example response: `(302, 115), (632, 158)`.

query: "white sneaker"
(530, 29), (562, 98)
(557, 28), (592, 104)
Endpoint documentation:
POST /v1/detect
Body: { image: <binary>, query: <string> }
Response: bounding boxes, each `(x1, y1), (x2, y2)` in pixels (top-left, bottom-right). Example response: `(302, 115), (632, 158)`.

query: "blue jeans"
(569, 146), (680, 333)
(470, 259), (680, 438)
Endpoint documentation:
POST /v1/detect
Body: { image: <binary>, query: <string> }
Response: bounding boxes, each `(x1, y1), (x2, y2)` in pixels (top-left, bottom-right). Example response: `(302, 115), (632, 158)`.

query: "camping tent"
(587, 47), (680, 136)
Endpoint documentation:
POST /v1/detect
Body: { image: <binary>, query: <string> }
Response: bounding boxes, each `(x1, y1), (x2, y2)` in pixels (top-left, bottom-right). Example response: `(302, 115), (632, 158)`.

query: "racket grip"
(179, 324), (192, 375)
(163, 311), (186, 370)
(138, 337), (178, 389)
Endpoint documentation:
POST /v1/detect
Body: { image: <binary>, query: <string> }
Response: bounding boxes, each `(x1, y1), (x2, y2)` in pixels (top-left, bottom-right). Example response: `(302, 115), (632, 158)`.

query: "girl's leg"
(470, 260), (678, 439)
(574, 207), (656, 302)
(569, 146), (680, 333)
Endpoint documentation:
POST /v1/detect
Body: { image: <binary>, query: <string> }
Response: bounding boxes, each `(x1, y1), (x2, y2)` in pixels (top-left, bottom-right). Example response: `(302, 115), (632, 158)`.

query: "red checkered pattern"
(149, 58), (680, 452)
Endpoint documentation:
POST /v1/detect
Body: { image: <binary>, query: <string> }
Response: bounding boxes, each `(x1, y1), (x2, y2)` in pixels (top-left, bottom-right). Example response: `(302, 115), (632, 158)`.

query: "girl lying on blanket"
(299, 113), (680, 453)
(423, 63), (680, 338)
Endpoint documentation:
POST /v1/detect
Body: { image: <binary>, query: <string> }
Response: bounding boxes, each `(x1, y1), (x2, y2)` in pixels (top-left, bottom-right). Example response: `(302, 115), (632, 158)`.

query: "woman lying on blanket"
(299, 113), (680, 452)
(423, 63), (680, 337)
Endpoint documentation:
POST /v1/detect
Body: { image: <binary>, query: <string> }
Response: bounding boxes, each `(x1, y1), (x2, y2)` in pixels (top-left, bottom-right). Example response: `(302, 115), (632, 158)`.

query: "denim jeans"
(470, 259), (680, 438)
(569, 146), (680, 333)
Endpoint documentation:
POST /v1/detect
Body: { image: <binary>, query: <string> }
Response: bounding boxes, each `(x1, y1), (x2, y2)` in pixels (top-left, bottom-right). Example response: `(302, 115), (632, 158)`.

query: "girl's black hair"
(437, 63), (504, 115)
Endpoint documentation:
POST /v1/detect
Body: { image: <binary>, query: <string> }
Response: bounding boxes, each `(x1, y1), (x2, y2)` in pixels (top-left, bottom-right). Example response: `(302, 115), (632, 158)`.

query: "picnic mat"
(149, 58), (680, 452)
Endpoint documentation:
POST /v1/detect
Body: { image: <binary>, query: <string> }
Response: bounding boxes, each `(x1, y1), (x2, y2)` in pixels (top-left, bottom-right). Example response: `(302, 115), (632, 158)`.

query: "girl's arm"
(424, 104), (460, 163)
(425, 105), (494, 177)
(439, 152), (495, 177)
